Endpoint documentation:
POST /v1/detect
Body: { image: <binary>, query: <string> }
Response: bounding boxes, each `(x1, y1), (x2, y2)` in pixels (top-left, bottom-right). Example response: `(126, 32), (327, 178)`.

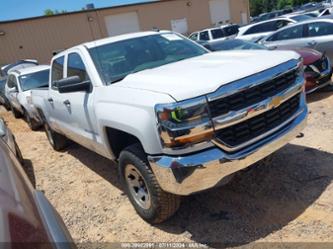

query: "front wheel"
(44, 122), (68, 151)
(119, 144), (181, 224)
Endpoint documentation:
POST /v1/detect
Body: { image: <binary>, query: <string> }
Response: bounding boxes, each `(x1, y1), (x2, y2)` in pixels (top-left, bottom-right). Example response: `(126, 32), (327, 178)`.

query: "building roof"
(0, 0), (161, 24)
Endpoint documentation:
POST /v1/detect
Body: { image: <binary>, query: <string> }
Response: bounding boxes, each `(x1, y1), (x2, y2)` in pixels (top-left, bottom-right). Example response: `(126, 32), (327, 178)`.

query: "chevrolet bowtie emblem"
(271, 96), (282, 108)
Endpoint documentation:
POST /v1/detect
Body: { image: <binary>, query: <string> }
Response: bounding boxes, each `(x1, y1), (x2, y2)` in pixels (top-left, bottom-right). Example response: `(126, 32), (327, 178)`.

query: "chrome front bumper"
(148, 106), (307, 196)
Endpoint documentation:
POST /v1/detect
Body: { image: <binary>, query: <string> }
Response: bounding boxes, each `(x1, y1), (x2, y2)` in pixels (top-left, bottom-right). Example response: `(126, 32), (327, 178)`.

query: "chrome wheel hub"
(125, 165), (151, 210)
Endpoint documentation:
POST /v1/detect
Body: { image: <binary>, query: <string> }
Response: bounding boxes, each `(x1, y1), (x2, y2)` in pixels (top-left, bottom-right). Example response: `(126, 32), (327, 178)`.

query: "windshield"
(210, 39), (266, 51)
(19, 69), (49, 91)
(291, 15), (313, 22)
(89, 33), (207, 84)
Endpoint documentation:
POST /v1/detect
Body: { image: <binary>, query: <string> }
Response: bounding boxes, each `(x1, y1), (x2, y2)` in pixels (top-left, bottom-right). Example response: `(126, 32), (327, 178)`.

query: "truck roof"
(9, 65), (50, 76)
(54, 30), (172, 58)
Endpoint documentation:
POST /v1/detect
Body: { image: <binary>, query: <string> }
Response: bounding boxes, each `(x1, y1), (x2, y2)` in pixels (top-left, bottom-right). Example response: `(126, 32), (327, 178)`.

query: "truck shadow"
(66, 143), (123, 190)
(157, 144), (332, 247)
(307, 87), (333, 103)
(22, 159), (36, 188)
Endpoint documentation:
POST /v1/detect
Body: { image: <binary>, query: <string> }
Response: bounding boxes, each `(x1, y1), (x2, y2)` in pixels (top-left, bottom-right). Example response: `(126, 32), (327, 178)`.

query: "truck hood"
(116, 50), (300, 101)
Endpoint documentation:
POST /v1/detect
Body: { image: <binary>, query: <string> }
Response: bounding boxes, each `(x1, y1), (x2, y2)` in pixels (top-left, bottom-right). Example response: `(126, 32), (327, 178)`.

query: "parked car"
(323, 0), (333, 8)
(0, 118), (23, 163)
(0, 77), (11, 110)
(281, 13), (314, 22)
(252, 8), (293, 23)
(201, 38), (267, 51)
(256, 10), (284, 23)
(300, 48), (333, 93)
(0, 59), (38, 77)
(202, 39), (332, 94)
(0, 118), (76, 248)
(304, 7), (333, 17)
(260, 19), (333, 65)
(299, 2), (322, 11)
(5, 65), (49, 130)
(32, 31), (307, 224)
(189, 24), (239, 43)
(237, 16), (310, 42)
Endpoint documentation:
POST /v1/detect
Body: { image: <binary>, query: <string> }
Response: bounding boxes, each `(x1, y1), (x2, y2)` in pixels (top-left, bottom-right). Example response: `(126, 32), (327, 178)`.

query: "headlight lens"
(155, 96), (213, 149)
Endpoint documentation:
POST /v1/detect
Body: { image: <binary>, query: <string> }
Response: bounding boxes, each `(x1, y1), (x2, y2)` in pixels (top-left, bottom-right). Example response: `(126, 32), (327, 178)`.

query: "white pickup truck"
(32, 31), (308, 223)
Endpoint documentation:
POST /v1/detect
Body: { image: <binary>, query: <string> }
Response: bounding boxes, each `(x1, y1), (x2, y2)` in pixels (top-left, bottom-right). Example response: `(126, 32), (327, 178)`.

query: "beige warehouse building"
(0, 0), (250, 65)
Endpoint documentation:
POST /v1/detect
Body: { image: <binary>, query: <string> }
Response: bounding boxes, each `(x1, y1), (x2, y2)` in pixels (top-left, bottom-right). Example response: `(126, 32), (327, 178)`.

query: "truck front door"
(61, 51), (99, 151)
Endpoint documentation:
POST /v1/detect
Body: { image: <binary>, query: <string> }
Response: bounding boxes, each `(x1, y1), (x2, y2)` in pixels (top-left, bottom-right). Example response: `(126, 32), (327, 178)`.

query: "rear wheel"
(11, 106), (22, 119)
(44, 122), (68, 151)
(119, 144), (181, 224)
(24, 111), (40, 131)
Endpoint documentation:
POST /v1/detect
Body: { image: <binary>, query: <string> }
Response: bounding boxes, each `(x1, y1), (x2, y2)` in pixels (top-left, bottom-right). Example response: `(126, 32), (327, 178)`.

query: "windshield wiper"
(110, 76), (126, 84)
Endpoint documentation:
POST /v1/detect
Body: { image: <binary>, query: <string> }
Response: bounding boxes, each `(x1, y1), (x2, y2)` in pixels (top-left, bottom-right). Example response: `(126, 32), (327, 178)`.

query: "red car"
(201, 39), (332, 94)
(0, 118), (76, 249)
(295, 48), (333, 94)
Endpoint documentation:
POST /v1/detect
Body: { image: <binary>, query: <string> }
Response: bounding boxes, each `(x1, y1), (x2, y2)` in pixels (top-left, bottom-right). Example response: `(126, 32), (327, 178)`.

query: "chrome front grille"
(215, 94), (300, 148)
(207, 59), (304, 152)
(209, 68), (298, 118)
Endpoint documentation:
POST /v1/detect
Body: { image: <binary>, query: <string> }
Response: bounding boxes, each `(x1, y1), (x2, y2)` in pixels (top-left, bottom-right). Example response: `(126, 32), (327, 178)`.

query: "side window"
(245, 21), (274, 35)
(211, 28), (225, 39)
(199, 31), (210, 41)
(7, 75), (16, 88)
(51, 56), (65, 88)
(274, 20), (291, 30)
(307, 22), (333, 37)
(189, 33), (198, 41)
(268, 25), (304, 41)
(67, 53), (89, 82)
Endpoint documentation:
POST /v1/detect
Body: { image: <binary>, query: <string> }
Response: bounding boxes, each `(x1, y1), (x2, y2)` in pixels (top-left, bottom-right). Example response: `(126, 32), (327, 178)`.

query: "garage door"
(171, 18), (188, 34)
(104, 12), (140, 37)
(209, 0), (231, 25)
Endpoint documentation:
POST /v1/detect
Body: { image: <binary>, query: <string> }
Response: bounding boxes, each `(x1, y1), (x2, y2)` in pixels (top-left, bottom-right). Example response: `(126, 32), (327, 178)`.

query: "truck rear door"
(48, 56), (73, 134)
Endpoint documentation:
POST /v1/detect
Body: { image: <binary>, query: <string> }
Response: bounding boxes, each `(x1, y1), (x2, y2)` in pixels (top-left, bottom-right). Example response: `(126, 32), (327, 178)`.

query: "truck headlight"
(155, 96), (213, 149)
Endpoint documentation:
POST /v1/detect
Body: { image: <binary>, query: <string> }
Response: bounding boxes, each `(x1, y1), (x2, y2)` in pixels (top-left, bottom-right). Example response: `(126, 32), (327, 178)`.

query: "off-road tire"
(119, 144), (181, 224)
(11, 106), (22, 119)
(44, 122), (68, 151)
(24, 111), (40, 131)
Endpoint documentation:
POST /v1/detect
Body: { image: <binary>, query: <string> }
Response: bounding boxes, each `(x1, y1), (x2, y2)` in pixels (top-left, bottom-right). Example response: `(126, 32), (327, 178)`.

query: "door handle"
(308, 41), (317, 46)
(63, 100), (71, 107)
(47, 98), (53, 103)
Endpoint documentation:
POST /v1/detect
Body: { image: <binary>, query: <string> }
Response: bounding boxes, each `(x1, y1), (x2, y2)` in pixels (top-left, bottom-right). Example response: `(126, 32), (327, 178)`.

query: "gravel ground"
(1, 89), (333, 248)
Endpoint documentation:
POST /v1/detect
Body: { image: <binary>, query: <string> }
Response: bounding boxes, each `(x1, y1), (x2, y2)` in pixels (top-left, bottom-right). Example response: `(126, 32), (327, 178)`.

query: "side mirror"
(56, 76), (91, 94)
(0, 119), (7, 137)
(8, 87), (18, 93)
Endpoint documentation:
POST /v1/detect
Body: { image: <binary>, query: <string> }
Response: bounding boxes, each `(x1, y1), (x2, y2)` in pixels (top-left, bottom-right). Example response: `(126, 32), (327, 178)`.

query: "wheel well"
(36, 108), (45, 121)
(105, 127), (142, 159)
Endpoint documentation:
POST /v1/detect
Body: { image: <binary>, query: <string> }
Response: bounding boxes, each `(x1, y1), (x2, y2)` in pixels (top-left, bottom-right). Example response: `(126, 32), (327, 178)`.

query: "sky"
(0, 0), (154, 21)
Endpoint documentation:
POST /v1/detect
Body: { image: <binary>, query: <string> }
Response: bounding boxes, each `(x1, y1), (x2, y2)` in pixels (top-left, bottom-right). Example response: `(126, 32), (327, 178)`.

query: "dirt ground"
(1, 89), (333, 248)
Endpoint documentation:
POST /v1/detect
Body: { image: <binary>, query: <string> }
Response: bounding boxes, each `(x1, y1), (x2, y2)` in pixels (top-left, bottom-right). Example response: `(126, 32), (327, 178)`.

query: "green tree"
(44, 9), (67, 16)
(44, 9), (55, 16)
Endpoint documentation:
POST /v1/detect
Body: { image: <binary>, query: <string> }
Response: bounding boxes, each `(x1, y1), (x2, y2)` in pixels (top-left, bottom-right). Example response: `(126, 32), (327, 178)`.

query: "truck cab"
(5, 65), (49, 129)
(32, 31), (308, 224)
